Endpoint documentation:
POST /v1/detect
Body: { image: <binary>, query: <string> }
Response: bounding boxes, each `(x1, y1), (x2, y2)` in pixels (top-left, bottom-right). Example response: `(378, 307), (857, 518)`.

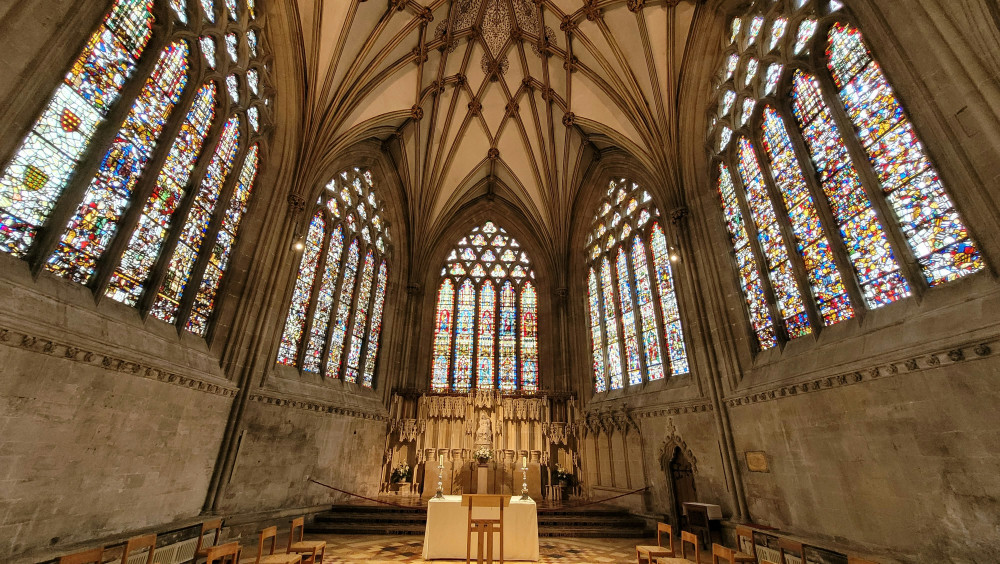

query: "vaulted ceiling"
(284, 0), (702, 267)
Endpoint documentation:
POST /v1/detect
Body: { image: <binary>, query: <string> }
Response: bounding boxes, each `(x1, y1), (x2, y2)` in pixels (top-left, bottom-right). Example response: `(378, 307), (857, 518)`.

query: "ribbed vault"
(284, 0), (701, 272)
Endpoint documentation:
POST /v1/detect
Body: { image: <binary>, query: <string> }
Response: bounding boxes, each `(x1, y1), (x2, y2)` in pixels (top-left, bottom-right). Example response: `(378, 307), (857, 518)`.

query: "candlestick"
(519, 460), (530, 501)
(434, 460), (445, 499)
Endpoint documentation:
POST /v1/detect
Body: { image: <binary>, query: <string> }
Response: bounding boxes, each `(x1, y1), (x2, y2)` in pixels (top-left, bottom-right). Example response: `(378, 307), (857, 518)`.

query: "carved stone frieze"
(249, 393), (386, 420)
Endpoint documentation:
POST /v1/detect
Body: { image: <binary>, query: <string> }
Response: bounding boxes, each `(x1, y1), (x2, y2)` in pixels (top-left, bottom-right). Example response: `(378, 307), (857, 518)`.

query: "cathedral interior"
(0, 0), (998, 562)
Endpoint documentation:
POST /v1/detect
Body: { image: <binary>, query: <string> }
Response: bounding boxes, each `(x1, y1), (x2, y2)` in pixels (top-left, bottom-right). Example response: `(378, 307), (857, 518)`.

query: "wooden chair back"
(848, 557), (879, 564)
(462, 494), (511, 564)
(195, 519), (223, 554)
(735, 526), (755, 560)
(289, 516), (306, 548)
(206, 541), (241, 564)
(122, 534), (156, 564)
(58, 547), (104, 564)
(680, 531), (700, 562)
(258, 526), (279, 558)
(712, 543), (736, 564)
(656, 522), (674, 553)
(778, 537), (803, 564)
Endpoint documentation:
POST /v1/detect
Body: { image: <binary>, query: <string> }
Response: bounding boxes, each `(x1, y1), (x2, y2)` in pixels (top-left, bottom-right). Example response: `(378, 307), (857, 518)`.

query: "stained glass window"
(46, 42), (190, 283)
(708, 2), (982, 352)
(276, 212), (325, 366)
(587, 268), (606, 392)
(150, 116), (241, 324)
(360, 261), (388, 387)
(432, 221), (538, 392)
(276, 169), (393, 387)
(0, 0), (155, 256)
(344, 250), (376, 383)
(826, 23), (983, 284)
(586, 179), (691, 389)
(453, 279), (476, 392)
(520, 282), (538, 393)
(431, 279), (455, 392)
(736, 137), (812, 338)
(326, 239), (360, 377)
(477, 281), (496, 389)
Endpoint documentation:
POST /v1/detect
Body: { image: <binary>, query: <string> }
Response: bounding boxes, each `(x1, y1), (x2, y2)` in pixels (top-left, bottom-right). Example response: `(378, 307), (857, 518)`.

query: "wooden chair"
(658, 530), (702, 563)
(636, 522), (675, 563)
(256, 526), (302, 564)
(58, 547), (104, 564)
(462, 494), (511, 564)
(735, 526), (756, 562)
(712, 543), (736, 564)
(287, 516), (326, 564)
(122, 534), (156, 564)
(848, 557), (879, 564)
(193, 518), (223, 563)
(205, 541), (241, 564)
(777, 537), (803, 564)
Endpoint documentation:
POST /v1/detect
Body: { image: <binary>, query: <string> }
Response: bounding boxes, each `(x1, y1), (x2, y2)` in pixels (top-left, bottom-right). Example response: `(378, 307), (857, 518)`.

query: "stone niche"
(379, 389), (582, 501)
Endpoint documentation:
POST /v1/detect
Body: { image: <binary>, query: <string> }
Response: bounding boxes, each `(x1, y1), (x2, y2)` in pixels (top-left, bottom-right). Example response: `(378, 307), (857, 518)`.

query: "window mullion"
(749, 132), (824, 334)
(92, 54), (208, 302)
(726, 154), (789, 346)
(298, 213), (335, 371)
(26, 29), (172, 274)
(813, 68), (928, 297)
(137, 108), (233, 320)
(173, 130), (250, 330)
(774, 101), (869, 316)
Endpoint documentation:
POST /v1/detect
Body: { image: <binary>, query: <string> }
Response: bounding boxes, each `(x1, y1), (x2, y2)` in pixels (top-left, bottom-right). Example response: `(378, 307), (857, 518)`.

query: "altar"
(421, 495), (540, 561)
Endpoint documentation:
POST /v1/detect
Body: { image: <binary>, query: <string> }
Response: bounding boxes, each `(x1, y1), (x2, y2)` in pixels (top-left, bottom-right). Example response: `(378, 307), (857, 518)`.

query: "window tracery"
(585, 179), (691, 393)
(0, 0), (274, 337)
(430, 221), (538, 394)
(275, 169), (392, 389)
(708, 0), (984, 351)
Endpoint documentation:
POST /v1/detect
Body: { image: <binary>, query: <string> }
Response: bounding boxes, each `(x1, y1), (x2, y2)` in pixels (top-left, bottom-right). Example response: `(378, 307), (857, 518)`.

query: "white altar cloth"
(421, 495), (539, 561)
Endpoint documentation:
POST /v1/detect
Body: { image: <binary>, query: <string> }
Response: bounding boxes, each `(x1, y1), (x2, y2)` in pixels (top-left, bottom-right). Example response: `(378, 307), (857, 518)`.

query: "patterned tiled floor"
(280, 533), (653, 563)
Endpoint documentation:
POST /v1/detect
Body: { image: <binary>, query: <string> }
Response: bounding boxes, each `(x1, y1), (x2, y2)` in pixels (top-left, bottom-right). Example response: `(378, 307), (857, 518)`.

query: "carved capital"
(562, 112), (576, 127)
(627, 0), (645, 12)
(287, 194), (306, 215)
(670, 206), (689, 224)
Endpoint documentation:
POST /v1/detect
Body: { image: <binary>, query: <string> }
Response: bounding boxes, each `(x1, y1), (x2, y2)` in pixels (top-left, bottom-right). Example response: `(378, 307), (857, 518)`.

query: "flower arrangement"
(473, 446), (493, 463)
(554, 463), (576, 486)
(390, 462), (412, 483)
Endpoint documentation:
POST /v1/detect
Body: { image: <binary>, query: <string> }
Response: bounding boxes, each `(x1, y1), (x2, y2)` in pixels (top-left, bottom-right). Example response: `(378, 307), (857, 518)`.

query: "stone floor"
(260, 533), (658, 563)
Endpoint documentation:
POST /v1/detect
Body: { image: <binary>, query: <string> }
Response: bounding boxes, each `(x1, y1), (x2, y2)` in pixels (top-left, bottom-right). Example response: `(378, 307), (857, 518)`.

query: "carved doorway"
(668, 446), (697, 523)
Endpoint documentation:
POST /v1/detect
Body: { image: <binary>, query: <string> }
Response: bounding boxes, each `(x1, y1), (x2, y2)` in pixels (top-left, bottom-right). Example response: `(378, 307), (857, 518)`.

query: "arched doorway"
(668, 446), (697, 526)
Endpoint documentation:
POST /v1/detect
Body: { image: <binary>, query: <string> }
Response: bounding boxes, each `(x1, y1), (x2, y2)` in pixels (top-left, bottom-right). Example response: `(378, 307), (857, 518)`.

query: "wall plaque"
(745, 451), (769, 473)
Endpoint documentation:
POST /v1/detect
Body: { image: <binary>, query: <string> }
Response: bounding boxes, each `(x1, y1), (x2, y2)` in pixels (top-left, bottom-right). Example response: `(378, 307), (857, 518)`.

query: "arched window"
(708, 0), (984, 351)
(585, 179), (691, 393)
(431, 221), (538, 394)
(275, 169), (391, 388)
(0, 0), (273, 337)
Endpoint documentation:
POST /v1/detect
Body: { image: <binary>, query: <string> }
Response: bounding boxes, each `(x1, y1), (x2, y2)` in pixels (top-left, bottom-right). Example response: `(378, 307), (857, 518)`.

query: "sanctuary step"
(307, 503), (651, 538)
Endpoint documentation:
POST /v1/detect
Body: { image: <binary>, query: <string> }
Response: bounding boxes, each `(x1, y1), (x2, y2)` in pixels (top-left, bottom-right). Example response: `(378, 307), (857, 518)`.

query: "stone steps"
(307, 503), (651, 538)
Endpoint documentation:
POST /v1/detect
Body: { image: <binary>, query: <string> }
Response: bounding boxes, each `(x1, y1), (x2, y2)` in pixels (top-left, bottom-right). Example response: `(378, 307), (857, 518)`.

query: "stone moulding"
(248, 392), (387, 421)
(726, 336), (997, 408)
(0, 326), (238, 398)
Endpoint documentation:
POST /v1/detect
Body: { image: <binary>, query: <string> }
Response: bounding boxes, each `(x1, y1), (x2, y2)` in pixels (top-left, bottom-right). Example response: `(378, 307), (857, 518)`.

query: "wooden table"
(421, 495), (539, 561)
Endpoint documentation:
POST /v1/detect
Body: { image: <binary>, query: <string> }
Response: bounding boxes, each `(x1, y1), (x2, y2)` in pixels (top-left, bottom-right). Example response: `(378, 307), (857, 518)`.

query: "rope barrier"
(307, 477), (647, 512)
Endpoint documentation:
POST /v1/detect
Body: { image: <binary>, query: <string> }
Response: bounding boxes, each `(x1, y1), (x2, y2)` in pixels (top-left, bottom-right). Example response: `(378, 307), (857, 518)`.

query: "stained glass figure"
(276, 212), (325, 366)
(47, 42), (190, 283)
(186, 143), (259, 335)
(0, 0), (155, 256)
(631, 237), (665, 381)
(431, 279), (455, 392)
(326, 239), (360, 378)
(343, 250), (376, 382)
(736, 137), (812, 338)
(587, 268), (607, 392)
(106, 82), (217, 306)
(760, 106), (854, 325)
(649, 224), (690, 374)
(600, 258), (624, 389)
(452, 279), (476, 392)
(790, 70), (910, 307)
(150, 115), (241, 324)
(826, 23), (983, 284)
(717, 164), (777, 348)
(615, 248), (643, 386)
(520, 282), (538, 392)
(360, 261), (388, 387)
(498, 281), (518, 391)
(301, 226), (344, 373)
(477, 280), (496, 389)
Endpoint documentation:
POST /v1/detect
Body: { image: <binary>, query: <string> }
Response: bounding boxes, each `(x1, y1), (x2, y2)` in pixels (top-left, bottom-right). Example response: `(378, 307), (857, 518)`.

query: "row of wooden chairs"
(637, 522), (757, 564)
(57, 516), (327, 564)
(734, 525), (878, 564)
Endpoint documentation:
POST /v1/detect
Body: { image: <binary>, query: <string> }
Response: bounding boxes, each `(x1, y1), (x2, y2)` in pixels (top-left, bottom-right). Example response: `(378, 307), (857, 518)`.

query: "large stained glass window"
(430, 221), (539, 393)
(707, 0), (983, 350)
(585, 179), (691, 392)
(274, 169), (392, 388)
(0, 0), (273, 337)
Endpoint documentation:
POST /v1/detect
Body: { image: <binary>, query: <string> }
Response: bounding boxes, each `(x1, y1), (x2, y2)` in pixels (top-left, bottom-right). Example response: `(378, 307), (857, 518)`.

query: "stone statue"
(475, 413), (492, 446)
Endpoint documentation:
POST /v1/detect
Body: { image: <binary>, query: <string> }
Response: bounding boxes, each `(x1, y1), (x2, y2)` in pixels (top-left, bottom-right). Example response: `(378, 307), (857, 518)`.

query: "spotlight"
(293, 239), (305, 251)
(669, 246), (680, 262)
